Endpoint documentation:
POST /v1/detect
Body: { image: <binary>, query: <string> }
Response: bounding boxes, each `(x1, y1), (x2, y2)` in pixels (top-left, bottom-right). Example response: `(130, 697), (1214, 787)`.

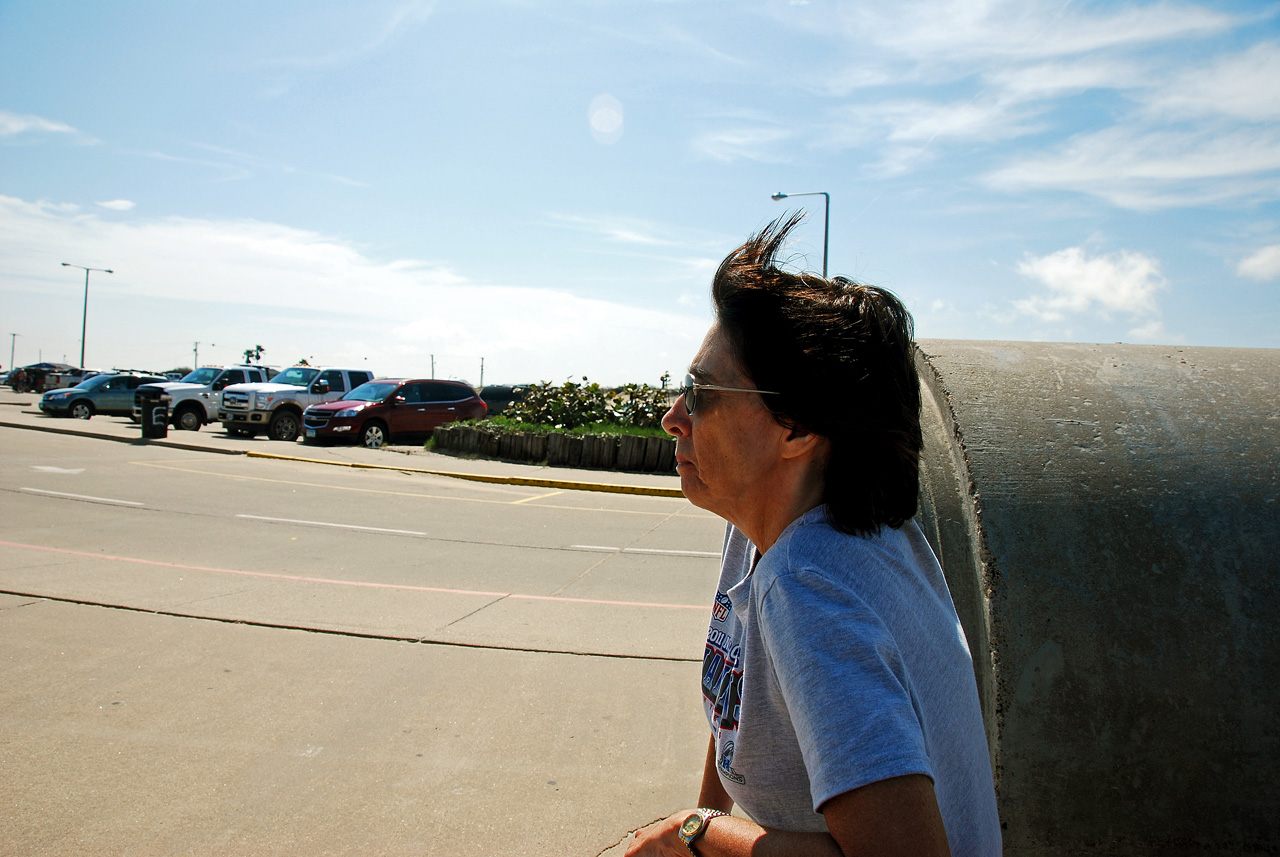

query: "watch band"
(678, 808), (728, 855)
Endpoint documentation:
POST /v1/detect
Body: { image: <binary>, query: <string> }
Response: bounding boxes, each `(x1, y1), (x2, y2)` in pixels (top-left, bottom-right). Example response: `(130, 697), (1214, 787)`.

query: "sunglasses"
(677, 373), (780, 415)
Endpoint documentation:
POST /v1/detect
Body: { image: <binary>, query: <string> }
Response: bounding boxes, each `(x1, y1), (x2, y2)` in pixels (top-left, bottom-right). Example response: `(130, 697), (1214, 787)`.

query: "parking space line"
(129, 459), (703, 517)
(567, 544), (720, 558)
(20, 487), (144, 507)
(512, 490), (565, 504)
(236, 514), (427, 536)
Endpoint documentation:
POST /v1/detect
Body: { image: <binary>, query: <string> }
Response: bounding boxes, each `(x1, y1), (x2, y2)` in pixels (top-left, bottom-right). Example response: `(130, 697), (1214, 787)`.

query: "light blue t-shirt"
(701, 508), (1001, 856)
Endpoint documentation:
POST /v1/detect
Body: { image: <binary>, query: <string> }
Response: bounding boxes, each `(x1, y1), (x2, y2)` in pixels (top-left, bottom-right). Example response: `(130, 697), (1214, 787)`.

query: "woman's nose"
(661, 395), (690, 438)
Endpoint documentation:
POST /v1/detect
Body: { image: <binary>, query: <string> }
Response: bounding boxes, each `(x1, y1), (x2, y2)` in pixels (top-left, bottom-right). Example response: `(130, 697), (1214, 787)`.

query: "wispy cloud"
(987, 126), (1280, 209)
(96, 200), (136, 211)
(848, 0), (1240, 66)
(0, 110), (95, 143)
(780, 1), (1272, 212)
(691, 123), (795, 163)
(262, 1), (437, 71)
(548, 213), (684, 247)
(1145, 40), (1280, 122)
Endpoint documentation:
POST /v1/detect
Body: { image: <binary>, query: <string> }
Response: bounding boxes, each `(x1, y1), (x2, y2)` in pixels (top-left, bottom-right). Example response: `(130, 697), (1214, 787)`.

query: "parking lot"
(0, 392), (722, 856)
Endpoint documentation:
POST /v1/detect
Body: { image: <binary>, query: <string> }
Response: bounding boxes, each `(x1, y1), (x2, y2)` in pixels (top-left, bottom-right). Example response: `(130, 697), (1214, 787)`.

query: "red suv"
(301, 378), (486, 448)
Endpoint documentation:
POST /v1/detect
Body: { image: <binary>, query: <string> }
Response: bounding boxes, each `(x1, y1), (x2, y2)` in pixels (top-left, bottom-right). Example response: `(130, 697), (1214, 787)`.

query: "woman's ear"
(780, 426), (827, 461)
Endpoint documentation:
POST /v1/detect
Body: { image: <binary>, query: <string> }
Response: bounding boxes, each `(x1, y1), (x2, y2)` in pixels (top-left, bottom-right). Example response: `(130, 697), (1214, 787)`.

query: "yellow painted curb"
(244, 451), (685, 498)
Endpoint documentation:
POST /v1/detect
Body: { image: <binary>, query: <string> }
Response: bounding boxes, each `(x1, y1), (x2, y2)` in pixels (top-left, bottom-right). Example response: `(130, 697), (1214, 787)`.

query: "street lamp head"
(771, 192), (788, 200)
(61, 262), (70, 267)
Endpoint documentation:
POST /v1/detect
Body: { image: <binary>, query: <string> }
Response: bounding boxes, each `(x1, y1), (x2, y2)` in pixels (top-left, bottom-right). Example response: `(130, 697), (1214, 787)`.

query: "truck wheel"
(70, 401), (95, 420)
(268, 411), (301, 442)
(174, 405), (203, 431)
(360, 421), (388, 449)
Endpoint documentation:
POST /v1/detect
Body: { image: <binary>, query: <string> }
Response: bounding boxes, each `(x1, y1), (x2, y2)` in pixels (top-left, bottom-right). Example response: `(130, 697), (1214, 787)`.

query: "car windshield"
(271, 366), (319, 387)
(345, 382), (399, 402)
(79, 374), (115, 390)
(181, 367), (220, 385)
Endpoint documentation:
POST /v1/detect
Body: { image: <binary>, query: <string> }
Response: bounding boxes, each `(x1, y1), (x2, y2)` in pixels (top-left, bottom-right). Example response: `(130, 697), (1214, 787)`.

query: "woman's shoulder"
(763, 510), (921, 586)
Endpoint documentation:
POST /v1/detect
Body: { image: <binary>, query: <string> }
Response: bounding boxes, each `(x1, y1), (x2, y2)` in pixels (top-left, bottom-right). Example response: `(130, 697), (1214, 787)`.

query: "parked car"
(7, 362), (78, 393)
(217, 366), (375, 441)
(40, 372), (167, 419)
(301, 378), (487, 448)
(478, 383), (530, 415)
(133, 365), (274, 430)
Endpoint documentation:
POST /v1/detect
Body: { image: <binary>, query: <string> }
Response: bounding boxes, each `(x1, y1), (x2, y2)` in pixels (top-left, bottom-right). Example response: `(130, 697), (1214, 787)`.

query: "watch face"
(680, 814), (703, 839)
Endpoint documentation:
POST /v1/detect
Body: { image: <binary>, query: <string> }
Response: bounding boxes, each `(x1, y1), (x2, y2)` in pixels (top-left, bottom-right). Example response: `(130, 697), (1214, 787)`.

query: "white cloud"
(96, 200), (136, 211)
(1238, 244), (1280, 281)
(0, 110), (79, 137)
(1014, 245), (1166, 322)
(0, 194), (706, 384)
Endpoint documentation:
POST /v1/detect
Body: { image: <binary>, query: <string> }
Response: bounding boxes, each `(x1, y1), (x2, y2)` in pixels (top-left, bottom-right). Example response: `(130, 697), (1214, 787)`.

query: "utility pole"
(61, 262), (113, 368)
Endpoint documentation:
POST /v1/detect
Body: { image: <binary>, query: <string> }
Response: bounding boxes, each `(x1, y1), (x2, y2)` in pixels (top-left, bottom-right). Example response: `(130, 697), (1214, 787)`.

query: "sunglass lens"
(682, 374), (697, 414)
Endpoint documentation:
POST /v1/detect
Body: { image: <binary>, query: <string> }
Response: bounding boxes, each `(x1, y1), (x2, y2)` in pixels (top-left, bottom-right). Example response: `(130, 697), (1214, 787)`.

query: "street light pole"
(770, 191), (829, 278)
(9, 333), (18, 373)
(61, 262), (113, 368)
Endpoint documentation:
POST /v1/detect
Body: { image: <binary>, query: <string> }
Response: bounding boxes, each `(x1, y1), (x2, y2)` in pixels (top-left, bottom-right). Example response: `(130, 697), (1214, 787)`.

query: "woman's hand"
(625, 810), (697, 857)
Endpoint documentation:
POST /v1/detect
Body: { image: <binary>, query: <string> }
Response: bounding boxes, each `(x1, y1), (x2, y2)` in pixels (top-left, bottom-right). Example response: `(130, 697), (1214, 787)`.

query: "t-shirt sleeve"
(757, 565), (935, 811)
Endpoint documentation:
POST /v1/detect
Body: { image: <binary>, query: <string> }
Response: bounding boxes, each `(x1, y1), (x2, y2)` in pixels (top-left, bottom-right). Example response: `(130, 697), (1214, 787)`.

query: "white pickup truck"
(134, 365), (273, 431)
(217, 366), (375, 442)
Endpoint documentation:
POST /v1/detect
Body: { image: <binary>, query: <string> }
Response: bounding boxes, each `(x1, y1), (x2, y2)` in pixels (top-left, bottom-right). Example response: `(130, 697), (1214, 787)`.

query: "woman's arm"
(697, 735), (733, 811)
(625, 772), (949, 857)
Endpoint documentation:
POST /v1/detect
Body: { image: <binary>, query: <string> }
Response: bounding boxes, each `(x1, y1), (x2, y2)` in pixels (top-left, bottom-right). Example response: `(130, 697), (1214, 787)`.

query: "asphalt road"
(1, 401), (723, 856)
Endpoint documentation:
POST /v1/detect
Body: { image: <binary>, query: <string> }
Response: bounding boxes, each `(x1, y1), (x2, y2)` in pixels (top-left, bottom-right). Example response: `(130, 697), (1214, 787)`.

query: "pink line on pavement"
(0, 539), (707, 611)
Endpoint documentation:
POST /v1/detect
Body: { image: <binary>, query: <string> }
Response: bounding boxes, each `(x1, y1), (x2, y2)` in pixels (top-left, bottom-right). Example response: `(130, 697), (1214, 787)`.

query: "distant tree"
(243, 344), (266, 363)
(297, 358), (311, 366)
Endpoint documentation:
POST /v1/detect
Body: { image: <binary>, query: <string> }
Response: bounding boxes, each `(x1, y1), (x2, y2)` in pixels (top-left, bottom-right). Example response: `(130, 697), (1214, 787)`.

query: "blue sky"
(2, 0), (1278, 385)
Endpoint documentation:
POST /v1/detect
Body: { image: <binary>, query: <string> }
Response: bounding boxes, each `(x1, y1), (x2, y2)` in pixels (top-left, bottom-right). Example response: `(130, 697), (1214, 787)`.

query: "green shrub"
(501, 373), (671, 430)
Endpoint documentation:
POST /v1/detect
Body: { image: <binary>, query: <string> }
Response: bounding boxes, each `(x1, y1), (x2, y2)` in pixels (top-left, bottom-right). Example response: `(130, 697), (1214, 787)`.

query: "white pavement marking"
(20, 488), (144, 506)
(568, 544), (720, 558)
(236, 514), (428, 536)
(30, 466), (86, 474)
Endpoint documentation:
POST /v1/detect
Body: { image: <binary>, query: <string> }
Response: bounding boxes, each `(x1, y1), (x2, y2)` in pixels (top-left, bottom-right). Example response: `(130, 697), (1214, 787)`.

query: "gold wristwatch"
(678, 808), (728, 855)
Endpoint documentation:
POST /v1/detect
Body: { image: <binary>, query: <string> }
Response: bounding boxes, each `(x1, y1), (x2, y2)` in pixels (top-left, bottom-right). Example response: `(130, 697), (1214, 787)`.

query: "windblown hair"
(712, 212), (923, 536)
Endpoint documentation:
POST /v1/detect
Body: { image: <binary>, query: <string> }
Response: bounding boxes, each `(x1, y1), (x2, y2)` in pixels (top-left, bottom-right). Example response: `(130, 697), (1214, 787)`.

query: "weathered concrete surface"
(914, 340), (1279, 856)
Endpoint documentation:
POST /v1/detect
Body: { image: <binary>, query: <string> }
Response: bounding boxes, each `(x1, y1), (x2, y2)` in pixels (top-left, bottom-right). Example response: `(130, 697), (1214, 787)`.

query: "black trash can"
(138, 388), (168, 439)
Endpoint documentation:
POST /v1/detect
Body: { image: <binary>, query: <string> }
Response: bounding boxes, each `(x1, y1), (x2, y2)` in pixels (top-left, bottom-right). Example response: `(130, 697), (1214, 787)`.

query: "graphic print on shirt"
(712, 591), (732, 622)
(703, 623), (747, 784)
(718, 740), (745, 784)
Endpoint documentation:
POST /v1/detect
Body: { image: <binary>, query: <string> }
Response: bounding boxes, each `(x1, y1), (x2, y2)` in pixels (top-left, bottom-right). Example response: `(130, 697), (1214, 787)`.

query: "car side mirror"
(393, 395), (406, 404)
(314, 382), (330, 394)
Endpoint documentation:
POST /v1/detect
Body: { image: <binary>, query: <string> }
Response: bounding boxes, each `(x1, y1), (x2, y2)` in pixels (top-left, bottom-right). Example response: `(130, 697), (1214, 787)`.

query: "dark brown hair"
(712, 212), (922, 536)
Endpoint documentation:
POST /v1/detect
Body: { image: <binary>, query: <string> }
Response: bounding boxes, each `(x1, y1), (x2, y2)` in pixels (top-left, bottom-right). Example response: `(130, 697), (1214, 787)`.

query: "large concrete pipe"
(913, 340), (1279, 856)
